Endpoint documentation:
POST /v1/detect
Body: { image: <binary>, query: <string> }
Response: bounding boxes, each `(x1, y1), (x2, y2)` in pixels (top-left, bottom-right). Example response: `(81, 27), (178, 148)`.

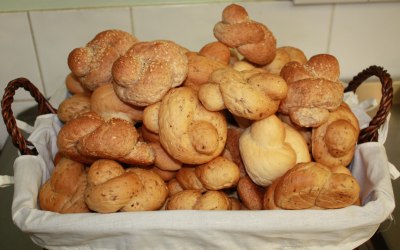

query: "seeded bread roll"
(57, 112), (154, 165)
(279, 54), (344, 128)
(113, 40), (189, 107)
(263, 46), (307, 75)
(39, 157), (89, 213)
(68, 29), (138, 91)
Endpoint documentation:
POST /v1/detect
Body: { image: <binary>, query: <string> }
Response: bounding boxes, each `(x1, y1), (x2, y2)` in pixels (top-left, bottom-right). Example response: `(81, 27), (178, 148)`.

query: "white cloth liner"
(7, 112), (397, 250)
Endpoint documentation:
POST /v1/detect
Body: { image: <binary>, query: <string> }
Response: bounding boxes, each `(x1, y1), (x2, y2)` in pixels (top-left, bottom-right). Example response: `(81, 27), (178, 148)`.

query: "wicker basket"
(0, 65), (395, 249)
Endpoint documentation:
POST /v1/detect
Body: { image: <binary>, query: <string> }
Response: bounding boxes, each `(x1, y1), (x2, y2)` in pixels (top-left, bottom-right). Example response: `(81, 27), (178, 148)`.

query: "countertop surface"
(0, 104), (399, 250)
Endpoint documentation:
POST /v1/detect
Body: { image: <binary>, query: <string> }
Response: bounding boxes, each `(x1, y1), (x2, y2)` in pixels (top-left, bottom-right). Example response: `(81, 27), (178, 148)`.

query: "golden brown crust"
(57, 112), (154, 165)
(166, 190), (231, 210)
(198, 41), (231, 65)
(237, 176), (265, 210)
(269, 162), (360, 210)
(121, 168), (168, 211)
(65, 73), (91, 95)
(57, 94), (91, 123)
(90, 83), (144, 122)
(198, 67), (287, 120)
(312, 102), (360, 168)
(158, 87), (227, 165)
(263, 46), (307, 75)
(279, 54), (344, 128)
(84, 159), (143, 213)
(39, 157), (89, 213)
(214, 4), (276, 65)
(68, 30), (138, 91)
(113, 40), (188, 106)
(183, 51), (227, 92)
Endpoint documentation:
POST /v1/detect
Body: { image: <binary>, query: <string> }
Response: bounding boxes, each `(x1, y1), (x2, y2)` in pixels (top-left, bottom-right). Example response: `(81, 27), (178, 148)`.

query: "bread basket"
(0, 65), (396, 250)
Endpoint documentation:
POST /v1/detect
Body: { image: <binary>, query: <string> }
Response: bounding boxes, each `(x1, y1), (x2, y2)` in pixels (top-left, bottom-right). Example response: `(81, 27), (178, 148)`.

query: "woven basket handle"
(1, 78), (57, 155)
(344, 65), (393, 143)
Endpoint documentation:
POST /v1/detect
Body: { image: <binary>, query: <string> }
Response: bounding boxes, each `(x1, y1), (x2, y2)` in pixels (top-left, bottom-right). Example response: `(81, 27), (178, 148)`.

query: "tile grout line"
(27, 11), (47, 98)
(326, 3), (335, 54)
(129, 7), (135, 36)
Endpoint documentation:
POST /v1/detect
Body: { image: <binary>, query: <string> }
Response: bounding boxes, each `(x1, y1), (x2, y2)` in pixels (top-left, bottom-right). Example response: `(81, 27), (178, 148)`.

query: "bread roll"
(198, 67), (287, 120)
(90, 83), (143, 122)
(214, 4), (276, 65)
(68, 29), (138, 91)
(57, 94), (91, 123)
(84, 159), (143, 213)
(239, 115), (309, 187)
(39, 157), (89, 213)
(121, 168), (168, 211)
(312, 102), (360, 168)
(113, 40), (188, 106)
(264, 162), (360, 209)
(57, 112), (154, 165)
(166, 190), (232, 210)
(158, 87), (227, 165)
(279, 54), (344, 127)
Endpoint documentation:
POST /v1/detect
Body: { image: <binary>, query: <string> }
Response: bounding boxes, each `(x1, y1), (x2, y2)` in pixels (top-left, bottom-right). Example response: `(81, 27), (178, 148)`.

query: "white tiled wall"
(1, 0), (400, 149)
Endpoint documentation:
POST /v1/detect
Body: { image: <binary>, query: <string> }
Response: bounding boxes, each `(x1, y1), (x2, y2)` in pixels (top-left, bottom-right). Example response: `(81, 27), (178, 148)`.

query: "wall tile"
(239, 1), (333, 58)
(131, 2), (332, 59)
(330, 2), (400, 81)
(131, 3), (227, 51)
(0, 12), (43, 101)
(29, 7), (132, 98)
(0, 100), (37, 149)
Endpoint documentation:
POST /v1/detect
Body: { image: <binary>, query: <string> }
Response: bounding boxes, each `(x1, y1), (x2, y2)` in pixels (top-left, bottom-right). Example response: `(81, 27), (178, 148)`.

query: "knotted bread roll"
(39, 157), (89, 213)
(90, 83), (144, 122)
(166, 190), (232, 210)
(68, 29), (138, 91)
(279, 54), (344, 127)
(239, 115), (310, 187)
(175, 156), (240, 191)
(84, 159), (143, 213)
(312, 102), (360, 168)
(121, 168), (169, 211)
(158, 87), (227, 165)
(57, 94), (91, 123)
(112, 40), (189, 107)
(263, 46), (307, 75)
(264, 162), (360, 210)
(57, 112), (154, 165)
(214, 4), (276, 65)
(198, 67), (287, 120)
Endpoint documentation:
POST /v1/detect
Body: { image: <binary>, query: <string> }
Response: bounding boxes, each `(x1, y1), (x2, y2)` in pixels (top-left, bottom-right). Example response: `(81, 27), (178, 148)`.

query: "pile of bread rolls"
(39, 4), (361, 214)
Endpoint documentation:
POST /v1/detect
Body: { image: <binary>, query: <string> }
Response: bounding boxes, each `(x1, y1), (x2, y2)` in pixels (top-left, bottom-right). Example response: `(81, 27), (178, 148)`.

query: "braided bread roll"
(175, 156), (240, 192)
(113, 40), (189, 107)
(312, 102), (360, 168)
(68, 29), (138, 91)
(279, 54), (344, 128)
(214, 4), (276, 65)
(264, 162), (360, 210)
(198, 67), (287, 120)
(57, 112), (154, 165)
(158, 87), (227, 165)
(39, 157), (89, 213)
(166, 190), (232, 210)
